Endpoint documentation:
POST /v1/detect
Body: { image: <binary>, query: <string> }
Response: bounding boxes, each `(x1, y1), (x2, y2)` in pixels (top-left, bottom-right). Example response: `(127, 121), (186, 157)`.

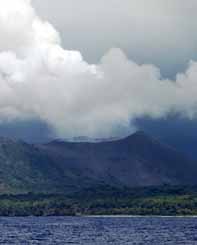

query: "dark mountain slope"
(0, 131), (196, 194)
(0, 138), (72, 193)
(40, 131), (197, 188)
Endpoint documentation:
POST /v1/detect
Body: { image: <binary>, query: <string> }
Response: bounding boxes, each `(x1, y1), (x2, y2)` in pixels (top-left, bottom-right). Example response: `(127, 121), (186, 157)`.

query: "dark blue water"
(0, 216), (196, 244)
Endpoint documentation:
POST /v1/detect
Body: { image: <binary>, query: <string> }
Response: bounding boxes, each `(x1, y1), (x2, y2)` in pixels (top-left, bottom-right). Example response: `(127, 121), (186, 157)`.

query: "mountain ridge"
(0, 131), (195, 194)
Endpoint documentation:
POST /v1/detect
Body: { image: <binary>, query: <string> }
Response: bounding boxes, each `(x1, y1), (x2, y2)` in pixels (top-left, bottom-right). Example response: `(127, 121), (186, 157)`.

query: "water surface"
(0, 216), (196, 244)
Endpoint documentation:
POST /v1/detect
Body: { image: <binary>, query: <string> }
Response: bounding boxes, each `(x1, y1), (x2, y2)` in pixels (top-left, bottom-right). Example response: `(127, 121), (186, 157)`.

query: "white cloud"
(33, 0), (197, 77)
(0, 0), (197, 138)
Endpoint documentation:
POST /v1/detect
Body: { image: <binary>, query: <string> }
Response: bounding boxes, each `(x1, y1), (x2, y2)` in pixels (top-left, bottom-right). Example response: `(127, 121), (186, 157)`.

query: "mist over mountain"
(0, 131), (196, 194)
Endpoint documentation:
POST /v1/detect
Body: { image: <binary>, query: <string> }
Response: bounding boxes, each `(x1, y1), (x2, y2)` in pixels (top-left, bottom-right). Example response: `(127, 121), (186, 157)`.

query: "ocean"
(0, 216), (196, 244)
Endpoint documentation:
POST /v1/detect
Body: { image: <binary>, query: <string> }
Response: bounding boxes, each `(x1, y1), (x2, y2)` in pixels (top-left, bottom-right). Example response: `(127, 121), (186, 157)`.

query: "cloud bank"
(0, 0), (197, 138)
(33, 0), (197, 77)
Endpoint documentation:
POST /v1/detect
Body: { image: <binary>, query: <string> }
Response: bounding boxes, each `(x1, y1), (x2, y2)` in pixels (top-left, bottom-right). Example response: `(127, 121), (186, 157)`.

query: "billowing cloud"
(33, 0), (197, 77)
(0, 0), (197, 139)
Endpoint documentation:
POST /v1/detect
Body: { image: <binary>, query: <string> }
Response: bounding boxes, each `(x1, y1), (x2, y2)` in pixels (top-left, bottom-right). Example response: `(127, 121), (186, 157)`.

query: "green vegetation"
(0, 186), (196, 216)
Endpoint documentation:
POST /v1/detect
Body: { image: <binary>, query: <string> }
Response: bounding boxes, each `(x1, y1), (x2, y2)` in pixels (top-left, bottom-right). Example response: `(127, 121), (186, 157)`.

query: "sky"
(1, 0), (197, 158)
(33, 0), (197, 78)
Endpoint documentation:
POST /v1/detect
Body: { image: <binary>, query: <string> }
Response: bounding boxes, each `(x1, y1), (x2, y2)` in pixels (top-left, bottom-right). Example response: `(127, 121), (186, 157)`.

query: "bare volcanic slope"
(0, 131), (196, 194)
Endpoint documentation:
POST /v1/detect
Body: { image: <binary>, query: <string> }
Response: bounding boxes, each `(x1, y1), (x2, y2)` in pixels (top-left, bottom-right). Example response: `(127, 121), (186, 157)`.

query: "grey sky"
(33, 0), (197, 77)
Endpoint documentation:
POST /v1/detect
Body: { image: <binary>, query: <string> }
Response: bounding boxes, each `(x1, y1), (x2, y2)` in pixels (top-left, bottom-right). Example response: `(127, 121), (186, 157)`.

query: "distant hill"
(0, 131), (196, 194)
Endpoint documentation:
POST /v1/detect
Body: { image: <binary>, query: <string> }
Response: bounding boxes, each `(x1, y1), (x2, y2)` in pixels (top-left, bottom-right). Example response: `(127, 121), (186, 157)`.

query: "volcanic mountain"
(0, 131), (196, 194)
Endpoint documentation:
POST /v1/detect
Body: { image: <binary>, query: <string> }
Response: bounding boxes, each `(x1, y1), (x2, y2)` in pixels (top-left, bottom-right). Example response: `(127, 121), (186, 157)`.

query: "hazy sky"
(33, 0), (197, 78)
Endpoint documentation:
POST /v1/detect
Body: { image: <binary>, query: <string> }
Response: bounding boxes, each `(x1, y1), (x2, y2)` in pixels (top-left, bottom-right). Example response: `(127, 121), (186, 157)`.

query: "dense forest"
(0, 185), (196, 216)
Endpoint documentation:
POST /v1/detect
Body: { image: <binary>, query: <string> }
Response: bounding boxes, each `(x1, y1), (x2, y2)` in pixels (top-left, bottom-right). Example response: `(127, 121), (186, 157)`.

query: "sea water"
(0, 216), (196, 244)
